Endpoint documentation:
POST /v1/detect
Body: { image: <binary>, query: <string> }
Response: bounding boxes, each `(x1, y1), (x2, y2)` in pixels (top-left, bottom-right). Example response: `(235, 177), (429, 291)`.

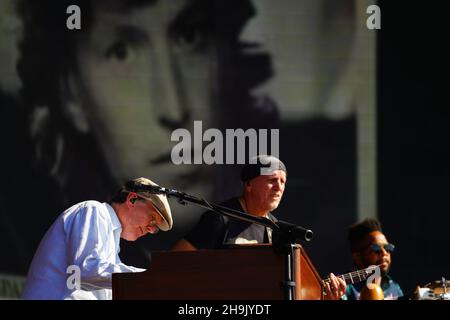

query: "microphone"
(271, 220), (313, 254)
(273, 220), (314, 242)
(133, 183), (185, 198)
(142, 185), (168, 194)
(140, 185), (170, 195)
(126, 182), (170, 195)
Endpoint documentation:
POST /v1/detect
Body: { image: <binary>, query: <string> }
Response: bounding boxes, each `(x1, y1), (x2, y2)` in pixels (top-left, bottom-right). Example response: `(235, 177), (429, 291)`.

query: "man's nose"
(273, 180), (282, 191)
(380, 246), (389, 256)
(156, 38), (190, 131)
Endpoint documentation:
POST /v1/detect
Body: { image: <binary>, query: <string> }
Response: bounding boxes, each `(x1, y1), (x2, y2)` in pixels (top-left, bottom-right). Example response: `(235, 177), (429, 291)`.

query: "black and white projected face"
(71, 0), (216, 195)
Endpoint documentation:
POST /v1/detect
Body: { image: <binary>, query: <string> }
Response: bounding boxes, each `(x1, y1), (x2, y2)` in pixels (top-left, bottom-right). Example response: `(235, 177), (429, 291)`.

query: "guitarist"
(344, 218), (404, 300)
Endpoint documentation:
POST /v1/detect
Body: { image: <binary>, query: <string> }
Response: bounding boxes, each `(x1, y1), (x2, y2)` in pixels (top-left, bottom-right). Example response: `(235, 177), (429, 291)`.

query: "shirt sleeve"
(65, 204), (145, 291)
(396, 283), (404, 298)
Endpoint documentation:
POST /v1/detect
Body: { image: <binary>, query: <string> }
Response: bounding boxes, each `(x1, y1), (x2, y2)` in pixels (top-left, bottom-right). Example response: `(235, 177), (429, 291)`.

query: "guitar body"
(360, 284), (384, 300)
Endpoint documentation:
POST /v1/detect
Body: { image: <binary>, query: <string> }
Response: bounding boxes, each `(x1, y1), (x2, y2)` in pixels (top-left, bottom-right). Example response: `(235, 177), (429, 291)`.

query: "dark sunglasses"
(370, 243), (395, 254)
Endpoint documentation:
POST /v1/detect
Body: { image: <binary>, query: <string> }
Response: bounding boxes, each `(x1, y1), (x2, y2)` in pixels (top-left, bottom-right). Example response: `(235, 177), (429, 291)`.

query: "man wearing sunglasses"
(21, 177), (172, 300)
(344, 218), (404, 300)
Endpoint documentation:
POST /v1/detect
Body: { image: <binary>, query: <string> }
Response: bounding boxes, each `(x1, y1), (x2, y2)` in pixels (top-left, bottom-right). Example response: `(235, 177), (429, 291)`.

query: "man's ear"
(126, 193), (138, 208)
(59, 74), (90, 133)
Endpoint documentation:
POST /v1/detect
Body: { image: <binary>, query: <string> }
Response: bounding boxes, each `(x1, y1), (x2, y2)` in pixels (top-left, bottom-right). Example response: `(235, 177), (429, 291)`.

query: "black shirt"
(185, 197), (277, 249)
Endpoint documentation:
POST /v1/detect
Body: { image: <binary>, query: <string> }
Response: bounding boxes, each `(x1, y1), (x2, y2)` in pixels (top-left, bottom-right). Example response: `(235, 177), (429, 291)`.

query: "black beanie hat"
(240, 155), (287, 182)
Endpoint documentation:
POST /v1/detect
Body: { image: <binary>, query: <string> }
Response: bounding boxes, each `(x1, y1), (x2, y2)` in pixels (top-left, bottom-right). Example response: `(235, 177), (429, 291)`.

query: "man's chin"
(380, 264), (390, 276)
(121, 233), (140, 242)
(268, 201), (281, 212)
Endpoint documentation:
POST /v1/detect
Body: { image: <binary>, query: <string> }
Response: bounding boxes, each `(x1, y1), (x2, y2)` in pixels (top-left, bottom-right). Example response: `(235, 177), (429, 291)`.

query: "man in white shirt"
(21, 177), (172, 300)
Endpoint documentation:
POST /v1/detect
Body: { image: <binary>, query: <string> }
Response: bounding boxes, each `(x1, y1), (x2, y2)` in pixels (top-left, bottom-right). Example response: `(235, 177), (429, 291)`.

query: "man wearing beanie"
(173, 155), (287, 249)
(173, 155), (347, 300)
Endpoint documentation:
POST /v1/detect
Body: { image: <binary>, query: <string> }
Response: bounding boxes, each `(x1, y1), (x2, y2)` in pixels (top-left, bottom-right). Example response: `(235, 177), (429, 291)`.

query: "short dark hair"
(109, 189), (129, 204)
(17, 0), (258, 176)
(348, 218), (382, 252)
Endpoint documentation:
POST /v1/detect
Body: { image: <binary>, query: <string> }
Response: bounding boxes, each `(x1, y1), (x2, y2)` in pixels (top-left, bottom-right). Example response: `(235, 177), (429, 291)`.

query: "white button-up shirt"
(21, 201), (145, 300)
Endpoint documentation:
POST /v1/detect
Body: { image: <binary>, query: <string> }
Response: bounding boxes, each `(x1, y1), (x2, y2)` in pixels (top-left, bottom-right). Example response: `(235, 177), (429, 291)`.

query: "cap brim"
(140, 193), (172, 231)
(124, 177), (173, 231)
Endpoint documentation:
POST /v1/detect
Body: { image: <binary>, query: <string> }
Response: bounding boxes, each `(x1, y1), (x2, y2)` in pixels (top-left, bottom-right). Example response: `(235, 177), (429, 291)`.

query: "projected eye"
(105, 41), (135, 62)
(172, 28), (209, 53)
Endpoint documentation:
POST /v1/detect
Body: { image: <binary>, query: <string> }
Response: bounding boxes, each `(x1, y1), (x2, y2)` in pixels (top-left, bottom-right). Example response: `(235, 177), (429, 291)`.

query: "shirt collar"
(104, 202), (122, 232)
(104, 203), (122, 254)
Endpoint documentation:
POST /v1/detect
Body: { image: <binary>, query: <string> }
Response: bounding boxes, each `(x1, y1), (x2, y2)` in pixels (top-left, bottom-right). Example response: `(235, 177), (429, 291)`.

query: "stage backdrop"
(0, 0), (376, 298)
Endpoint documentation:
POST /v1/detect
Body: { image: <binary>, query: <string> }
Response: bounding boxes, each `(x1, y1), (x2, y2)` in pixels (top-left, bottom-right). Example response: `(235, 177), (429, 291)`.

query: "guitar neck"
(322, 265), (380, 286)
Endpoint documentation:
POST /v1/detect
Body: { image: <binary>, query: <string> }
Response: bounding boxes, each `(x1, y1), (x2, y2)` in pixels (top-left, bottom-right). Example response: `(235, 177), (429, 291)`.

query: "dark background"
(377, 1), (448, 295)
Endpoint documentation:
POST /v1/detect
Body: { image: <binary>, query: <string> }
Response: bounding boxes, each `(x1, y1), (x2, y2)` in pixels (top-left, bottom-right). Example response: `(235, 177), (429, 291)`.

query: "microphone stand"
(159, 187), (314, 300)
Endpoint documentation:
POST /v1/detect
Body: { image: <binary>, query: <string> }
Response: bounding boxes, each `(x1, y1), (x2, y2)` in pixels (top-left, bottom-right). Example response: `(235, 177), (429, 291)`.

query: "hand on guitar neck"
(322, 265), (383, 300)
(322, 273), (347, 300)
